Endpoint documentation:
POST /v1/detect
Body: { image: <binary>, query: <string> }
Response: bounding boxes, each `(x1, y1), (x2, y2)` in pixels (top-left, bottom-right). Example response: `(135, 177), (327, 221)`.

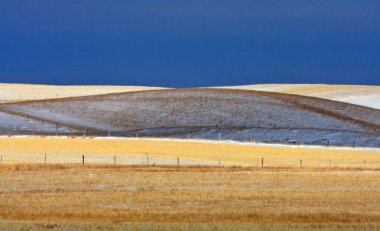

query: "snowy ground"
(1, 88), (379, 148)
(215, 84), (380, 110)
(0, 112), (75, 134)
(2, 89), (372, 131)
(17, 108), (120, 131)
(112, 127), (380, 148)
(339, 95), (380, 109)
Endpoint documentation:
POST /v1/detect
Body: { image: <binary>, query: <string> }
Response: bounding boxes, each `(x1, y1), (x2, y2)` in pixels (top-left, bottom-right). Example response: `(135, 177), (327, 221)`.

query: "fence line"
(0, 154), (380, 169)
(1, 128), (378, 149)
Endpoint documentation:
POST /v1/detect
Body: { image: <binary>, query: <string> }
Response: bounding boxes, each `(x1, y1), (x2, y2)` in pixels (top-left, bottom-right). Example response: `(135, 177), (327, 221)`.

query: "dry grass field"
(0, 83), (166, 102)
(0, 164), (380, 230)
(1, 136), (380, 168)
(1, 137), (380, 230)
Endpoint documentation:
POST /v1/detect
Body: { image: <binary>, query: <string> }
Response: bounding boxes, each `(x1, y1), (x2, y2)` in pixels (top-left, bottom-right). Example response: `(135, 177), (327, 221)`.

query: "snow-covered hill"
(1, 88), (379, 147)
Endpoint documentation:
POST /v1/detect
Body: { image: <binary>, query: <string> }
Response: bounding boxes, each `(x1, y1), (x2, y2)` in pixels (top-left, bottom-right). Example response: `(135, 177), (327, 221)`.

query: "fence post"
(218, 158), (221, 166)
(114, 156), (116, 165)
(82, 155), (85, 164)
(45, 154), (47, 164)
(177, 157), (179, 166)
(261, 157), (264, 168)
(147, 155), (149, 165)
(300, 159), (302, 168)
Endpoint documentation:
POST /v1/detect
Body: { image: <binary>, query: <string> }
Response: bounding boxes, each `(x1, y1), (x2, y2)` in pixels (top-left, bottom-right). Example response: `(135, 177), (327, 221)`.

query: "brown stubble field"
(1, 164), (380, 230)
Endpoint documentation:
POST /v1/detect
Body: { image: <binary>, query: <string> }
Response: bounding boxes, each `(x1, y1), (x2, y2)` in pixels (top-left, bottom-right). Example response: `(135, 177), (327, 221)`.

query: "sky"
(1, 0), (380, 87)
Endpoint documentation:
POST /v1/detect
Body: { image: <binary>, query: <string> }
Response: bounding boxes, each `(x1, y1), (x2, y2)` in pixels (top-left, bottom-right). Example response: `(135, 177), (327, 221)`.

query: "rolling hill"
(0, 88), (379, 147)
(0, 83), (167, 102)
(214, 84), (380, 109)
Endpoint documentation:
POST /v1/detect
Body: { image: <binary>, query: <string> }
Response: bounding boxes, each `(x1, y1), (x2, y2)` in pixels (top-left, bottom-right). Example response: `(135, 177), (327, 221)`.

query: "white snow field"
(0, 111), (76, 134)
(1, 88), (379, 147)
(214, 84), (380, 109)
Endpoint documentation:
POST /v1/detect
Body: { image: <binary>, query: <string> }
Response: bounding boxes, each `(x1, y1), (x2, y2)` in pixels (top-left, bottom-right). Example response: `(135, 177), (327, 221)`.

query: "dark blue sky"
(1, 0), (380, 87)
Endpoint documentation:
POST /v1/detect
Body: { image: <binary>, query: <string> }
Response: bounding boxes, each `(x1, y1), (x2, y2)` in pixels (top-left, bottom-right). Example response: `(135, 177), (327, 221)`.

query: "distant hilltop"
(213, 84), (380, 110)
(1, 83), (379, 109)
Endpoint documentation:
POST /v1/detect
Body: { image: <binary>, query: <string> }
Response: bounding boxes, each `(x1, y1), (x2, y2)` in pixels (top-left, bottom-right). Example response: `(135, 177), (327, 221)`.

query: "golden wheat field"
(0, 164), (380, 230)
(1, 136), (380, 230)
(0, 136), (379, 168)
(0, 83), (166, 102)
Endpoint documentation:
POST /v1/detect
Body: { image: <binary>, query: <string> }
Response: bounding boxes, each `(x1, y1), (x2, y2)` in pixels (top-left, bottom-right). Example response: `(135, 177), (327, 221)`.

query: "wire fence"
(1, 129), (379, 149)
(1, 153), (380, 169)
(1, 108), (379, 148)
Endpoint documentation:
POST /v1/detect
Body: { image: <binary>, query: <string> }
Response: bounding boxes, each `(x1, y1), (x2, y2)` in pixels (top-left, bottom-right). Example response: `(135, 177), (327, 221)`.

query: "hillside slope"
(215, 84), (380, 109)
(0, 83), (167, 102)
(1, 88), (379, 147)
